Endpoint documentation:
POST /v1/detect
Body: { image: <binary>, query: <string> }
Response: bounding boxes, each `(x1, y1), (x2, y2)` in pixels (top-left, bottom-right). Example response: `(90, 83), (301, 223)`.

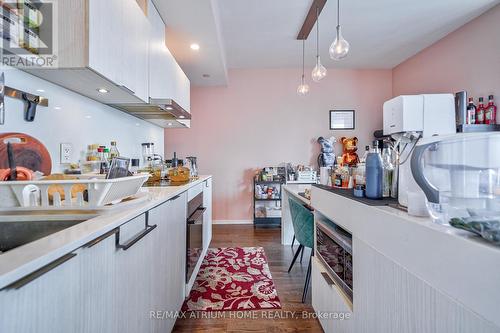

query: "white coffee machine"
(383, 94), (456, 213)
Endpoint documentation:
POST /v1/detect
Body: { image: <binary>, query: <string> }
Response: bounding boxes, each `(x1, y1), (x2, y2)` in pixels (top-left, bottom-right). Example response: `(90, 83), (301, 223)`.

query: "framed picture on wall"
(330, 110), (355, 130)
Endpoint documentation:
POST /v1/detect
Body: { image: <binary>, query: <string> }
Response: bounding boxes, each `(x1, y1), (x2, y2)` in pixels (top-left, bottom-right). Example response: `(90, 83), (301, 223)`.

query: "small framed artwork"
(330, 110), (355, 130)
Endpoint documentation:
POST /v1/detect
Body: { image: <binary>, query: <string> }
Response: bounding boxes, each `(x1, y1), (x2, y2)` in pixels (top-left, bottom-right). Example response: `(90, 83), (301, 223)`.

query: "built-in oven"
(315, 219), (353, 302)
(186, 192), (205, 283)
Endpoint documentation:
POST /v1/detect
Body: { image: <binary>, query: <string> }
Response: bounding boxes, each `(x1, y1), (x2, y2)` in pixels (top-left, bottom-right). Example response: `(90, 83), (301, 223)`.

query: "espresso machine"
(383, 94), (456, 214)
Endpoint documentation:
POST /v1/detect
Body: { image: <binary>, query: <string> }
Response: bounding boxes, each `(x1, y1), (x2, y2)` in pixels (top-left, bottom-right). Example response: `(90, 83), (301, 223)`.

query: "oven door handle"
(188, 207), (206, 225)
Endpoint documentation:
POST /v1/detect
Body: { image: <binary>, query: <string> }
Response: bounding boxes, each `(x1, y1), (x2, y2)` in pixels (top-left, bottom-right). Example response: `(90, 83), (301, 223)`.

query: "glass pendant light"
(329, 0), (350, 60)
(312, 7), (327, 82)
(297, 40), (310, 96)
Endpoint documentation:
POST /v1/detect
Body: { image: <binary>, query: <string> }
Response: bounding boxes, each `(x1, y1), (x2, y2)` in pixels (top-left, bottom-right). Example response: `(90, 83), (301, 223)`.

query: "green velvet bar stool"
(287, 197), (314, 303)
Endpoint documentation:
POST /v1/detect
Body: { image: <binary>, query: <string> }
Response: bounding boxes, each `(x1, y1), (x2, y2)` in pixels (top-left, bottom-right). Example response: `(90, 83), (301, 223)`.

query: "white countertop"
(282, 184), (312, 206)
(0, 176), (212, 290)
(311, 185), (500, 328)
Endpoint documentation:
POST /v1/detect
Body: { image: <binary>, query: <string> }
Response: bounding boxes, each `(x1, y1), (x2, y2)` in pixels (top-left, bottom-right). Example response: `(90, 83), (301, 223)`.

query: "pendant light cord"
(302, 39), (305, 81)
(316, 7), (320, 60)
(337, 0), (341, 28)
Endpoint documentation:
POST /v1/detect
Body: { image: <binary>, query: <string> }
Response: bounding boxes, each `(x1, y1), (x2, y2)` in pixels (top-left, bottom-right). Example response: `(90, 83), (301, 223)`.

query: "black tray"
(313, 184), (399, 207)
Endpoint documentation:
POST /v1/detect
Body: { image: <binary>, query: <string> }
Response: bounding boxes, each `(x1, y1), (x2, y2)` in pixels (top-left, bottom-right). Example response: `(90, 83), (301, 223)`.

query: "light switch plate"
(60, 143), (72, 164)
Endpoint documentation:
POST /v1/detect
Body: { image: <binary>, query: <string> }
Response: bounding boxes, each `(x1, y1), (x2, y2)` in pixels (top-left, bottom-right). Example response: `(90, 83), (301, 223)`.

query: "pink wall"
(393, 4), (500, 98)
(165, 69), (392, 221)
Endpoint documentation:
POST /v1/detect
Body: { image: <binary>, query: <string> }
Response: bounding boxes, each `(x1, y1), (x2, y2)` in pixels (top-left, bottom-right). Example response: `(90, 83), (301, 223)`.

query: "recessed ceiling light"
(85, 115), (92, 119)
(97, 88), (109, 94)
(167, 123), (173, 126)
(165, 106), (173, 110)
(135, 123), (141, 126)
(54, 106), (62, 110)
(202, 74), (210, 78)
(179, 115), (185, 119)
(36, 89), (45, 93)
(190, 43), (200, 51)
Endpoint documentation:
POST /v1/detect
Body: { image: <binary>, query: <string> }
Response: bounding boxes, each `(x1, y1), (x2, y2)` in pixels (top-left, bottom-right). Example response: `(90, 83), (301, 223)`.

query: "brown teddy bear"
(340, 137), (359, 167)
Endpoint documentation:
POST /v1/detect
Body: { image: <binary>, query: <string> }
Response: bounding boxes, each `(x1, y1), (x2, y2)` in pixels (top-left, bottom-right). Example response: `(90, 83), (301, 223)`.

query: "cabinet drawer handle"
(116, 212), (157, 251)
(119, 85), (135, 95)
(321, 272), (335, 286)
(1, 253), (77, 291)
(84, 228), (119, 248)
(116, 224), (157, 250)
(169, 195), (181, 201)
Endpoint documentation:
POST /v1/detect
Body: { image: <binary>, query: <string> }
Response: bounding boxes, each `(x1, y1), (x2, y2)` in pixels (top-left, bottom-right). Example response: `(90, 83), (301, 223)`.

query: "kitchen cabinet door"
(119, 0), (149, 103)
(166, 193), (187, 315)
(172, 60), (191, 113)
(0, 251), (81, 333)
(148, 1), (175, 101)
(75, 229), (117, 332)
(88, 0), (123, 85)
(203, 178), (213, 251)
(312, 257), (353, 333)
(113, 213), (156, 333)
(148, 193), (187, 332)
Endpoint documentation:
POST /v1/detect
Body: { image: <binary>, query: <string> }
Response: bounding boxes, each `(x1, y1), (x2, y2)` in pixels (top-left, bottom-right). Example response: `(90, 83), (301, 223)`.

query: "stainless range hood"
(111, 98), (191, 128)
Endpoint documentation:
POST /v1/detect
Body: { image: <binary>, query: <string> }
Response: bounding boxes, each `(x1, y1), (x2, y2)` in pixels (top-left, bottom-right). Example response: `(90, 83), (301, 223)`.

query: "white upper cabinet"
(148, 1), (191, 113)
(88, 0), (149, 103)
(24, 0), (190, 119)
(88, 0), (123, 85)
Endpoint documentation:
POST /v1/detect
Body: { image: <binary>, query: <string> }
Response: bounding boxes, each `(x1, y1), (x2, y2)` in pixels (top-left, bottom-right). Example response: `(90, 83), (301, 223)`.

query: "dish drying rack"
(0, 174), (149, 211)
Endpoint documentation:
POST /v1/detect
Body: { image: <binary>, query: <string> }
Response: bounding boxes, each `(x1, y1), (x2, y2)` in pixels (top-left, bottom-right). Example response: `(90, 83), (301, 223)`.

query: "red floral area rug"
(182, 247), (282, 311)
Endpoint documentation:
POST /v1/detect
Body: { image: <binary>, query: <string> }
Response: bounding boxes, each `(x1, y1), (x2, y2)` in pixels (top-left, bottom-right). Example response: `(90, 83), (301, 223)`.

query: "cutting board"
(0, 132), (52, 176)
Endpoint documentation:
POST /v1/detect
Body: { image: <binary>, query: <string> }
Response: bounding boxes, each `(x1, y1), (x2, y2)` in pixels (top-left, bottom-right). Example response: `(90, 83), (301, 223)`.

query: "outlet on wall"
(60, 143), (73, 164)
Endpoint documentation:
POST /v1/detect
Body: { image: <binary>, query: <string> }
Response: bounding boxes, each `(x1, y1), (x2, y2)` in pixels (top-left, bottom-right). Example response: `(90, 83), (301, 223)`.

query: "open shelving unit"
(253, 178), (284, 228)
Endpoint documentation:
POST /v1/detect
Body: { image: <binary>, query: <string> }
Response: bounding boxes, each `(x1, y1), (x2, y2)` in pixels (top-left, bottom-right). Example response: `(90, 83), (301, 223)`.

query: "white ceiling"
(155, 0), (500, 86)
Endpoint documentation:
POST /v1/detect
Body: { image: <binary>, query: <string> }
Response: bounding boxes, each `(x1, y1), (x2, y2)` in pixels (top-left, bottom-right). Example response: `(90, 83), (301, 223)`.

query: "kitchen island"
(0, 176), (212, 333)
(311, 185), (500, 333)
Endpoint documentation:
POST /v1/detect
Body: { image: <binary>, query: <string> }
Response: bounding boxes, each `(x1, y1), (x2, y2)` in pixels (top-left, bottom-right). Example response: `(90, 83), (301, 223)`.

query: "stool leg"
(288, 244), (303, 273)
(300, 246), (304, 263)
(291, 235), (296, 248)
(302, 252), (313, 303)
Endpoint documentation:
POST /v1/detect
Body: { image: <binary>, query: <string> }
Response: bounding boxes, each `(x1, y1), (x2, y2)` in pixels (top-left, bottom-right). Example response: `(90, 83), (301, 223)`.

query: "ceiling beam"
(296, 0), (327, 40)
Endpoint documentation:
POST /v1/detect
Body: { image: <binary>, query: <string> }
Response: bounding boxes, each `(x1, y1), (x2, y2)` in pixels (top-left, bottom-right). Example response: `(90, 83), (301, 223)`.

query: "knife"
(0, 73), (4, 125)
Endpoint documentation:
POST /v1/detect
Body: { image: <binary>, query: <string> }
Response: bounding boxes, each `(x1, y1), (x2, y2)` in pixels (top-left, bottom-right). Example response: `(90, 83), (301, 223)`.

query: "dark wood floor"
(173, 225), (323, 333)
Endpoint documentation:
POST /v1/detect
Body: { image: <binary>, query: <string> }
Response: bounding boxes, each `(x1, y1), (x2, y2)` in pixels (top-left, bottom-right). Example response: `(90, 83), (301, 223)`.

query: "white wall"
(1, 66), (164, 173)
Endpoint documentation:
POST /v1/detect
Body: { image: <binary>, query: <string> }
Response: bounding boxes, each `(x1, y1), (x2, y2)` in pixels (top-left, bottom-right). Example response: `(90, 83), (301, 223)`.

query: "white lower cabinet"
(113, 213), (155, 332)
(0, 250), (81, 333)
(312, 257), (353, 333)
(203, 178), (213, 251)
(0, 191), (190, 333)
(149, 193), (187, 332)
(312, 237), (500, 333)
(76, 228), (117, 333)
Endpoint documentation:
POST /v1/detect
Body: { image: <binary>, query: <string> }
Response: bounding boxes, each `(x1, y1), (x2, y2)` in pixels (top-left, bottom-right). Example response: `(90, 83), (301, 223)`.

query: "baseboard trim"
(213, 220), (253, 225)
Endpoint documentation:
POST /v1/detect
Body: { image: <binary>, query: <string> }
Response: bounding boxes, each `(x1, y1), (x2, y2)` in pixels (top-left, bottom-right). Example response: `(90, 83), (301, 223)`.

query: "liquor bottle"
(466, 97), (476, 125)
(109, 141), (120, 160)
(381, 143), (394, 198)
(365, 141), (383, 199)
(485, 95), (497, 125)
(476, 97), (486, 124)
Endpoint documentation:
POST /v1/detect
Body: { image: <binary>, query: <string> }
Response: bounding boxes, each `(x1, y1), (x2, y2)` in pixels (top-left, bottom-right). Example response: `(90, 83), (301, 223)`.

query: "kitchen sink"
(0, 216), (94, 253)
